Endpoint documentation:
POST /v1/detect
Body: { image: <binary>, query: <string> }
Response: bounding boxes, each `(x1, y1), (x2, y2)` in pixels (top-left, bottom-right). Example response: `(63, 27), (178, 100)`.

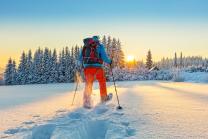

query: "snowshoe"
(101, 93), (113, 103)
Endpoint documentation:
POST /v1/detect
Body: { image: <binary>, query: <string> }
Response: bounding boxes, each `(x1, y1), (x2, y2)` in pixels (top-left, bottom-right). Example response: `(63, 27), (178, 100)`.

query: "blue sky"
(1, 0), (208, 22)
(0, 0), (208, 67)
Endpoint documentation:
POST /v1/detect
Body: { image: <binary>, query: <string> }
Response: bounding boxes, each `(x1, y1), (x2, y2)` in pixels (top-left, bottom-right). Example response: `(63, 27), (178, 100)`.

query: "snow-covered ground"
(180, 72), (208, 83)
(1, 81), (208, 139)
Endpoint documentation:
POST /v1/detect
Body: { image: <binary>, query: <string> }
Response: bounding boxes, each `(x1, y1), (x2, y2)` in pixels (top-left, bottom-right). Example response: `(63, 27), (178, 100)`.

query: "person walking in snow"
(79, 36), (112, 108)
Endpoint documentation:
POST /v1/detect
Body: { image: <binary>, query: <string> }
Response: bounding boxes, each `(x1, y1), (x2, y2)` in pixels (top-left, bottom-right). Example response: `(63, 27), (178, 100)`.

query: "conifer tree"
(58, 48), (66, 82)
(65, 47), (72, 82)
(42, 48), (51, 83)
(4, 58), (16, 85)
(12, 60), (17, 84)
(17, 51), (27, 84)
(26, 50), (33, 84)
(33, 48), (44, 84)
(174, 52), (177, 68)
(106, 36), (112, 57)
(180, 52), (183, 68)
(70, 46), (76, 82)
(146, 50), (153, 69)
(111, 38), (118, 68)
(49, 49), (58, 83)
(117, 39), (125, 68)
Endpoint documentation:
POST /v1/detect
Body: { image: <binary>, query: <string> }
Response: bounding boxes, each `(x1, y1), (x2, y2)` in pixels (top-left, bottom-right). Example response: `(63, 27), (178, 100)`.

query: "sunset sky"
(0, 0), (208, 68)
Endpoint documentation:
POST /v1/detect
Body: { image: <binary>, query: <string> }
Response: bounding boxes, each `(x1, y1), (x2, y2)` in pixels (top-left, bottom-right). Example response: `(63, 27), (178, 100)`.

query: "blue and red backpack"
(82, 38), (103, 65)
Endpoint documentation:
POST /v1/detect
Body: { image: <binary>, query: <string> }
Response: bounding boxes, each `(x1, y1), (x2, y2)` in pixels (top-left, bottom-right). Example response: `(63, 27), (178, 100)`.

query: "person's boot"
(101, 93), (113, 103)
(83, 94), (92, 109)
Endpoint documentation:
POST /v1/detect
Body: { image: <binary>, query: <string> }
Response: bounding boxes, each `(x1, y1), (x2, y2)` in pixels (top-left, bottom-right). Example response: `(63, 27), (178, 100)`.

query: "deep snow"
(1, 81), (208, 139)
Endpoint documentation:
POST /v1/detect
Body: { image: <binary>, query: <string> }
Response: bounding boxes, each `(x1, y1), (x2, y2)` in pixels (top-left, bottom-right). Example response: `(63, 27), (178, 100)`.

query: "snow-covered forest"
(3, 36), (208, 85)
(156, 52), (208, 71)
(4, 36), (124, 85)
(114, 51), (208, 81)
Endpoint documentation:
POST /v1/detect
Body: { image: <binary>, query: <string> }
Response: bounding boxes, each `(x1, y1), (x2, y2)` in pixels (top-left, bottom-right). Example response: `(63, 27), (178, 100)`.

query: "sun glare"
(126, 55), (135, 62)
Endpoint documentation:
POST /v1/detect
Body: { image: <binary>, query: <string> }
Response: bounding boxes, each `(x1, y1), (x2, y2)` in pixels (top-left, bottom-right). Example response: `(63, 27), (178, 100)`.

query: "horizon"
(1, 0), (208, 68)
(1, 46), (207, 71)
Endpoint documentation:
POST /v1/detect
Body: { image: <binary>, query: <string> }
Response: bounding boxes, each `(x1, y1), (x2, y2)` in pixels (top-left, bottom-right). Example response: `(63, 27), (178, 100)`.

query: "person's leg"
(83, 68), (94, 107)
(96, 68), (108, 102)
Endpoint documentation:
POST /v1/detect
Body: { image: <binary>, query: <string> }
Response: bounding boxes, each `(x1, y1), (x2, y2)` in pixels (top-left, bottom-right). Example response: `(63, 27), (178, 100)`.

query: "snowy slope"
(1, 81), (208, 139)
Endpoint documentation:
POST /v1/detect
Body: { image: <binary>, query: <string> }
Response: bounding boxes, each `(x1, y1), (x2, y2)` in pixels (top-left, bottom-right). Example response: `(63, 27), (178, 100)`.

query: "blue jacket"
(79, 44), (111, 68)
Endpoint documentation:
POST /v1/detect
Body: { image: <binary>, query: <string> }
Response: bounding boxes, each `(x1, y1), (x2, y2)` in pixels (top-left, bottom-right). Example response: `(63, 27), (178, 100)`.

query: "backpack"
(82, 38), (103, 65)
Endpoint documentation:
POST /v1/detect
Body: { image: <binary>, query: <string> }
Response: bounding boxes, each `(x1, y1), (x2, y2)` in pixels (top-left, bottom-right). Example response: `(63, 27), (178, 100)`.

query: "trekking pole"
(71, 69), (82, 106)
(110, 65), (122, 110)
(71, 80), (79, 106)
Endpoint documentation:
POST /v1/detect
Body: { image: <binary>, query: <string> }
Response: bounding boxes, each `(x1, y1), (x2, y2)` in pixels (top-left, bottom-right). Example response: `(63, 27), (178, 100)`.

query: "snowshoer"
(79, 36), (112, 108)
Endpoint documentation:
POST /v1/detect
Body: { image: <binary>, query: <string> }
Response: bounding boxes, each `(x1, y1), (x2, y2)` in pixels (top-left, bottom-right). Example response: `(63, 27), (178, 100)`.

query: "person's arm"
(100, 44), (112, 64)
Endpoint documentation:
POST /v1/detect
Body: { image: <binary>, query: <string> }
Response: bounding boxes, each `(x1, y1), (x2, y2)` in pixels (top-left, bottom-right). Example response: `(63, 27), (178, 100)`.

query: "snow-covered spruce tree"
(12, 60), (17, 84)
(70, 45), (82, 82)
(179, 52), (183, 68)
(42, 48), (51, 84)
(117, 39), (125, 68)
(146, 50), (153, 70)
(49, 49), (58, 83)
(65, 47), (72, 82)
(33, 48), (44, 84)
(4, 58), (17, 85)
(106, 36), (112, 58)
(102, 36), (112, 80)
(5, 58), (13, 85)
(111, 38), (118, 68)
(16, 51), (27, 84)
(174, 52), (177, 68)
(58, 49), (66, 83)
(74, 45), (81, 76)
(74, 45), (80, 59)
(70, 46), (78, 82)
(25, 50), (33, 84)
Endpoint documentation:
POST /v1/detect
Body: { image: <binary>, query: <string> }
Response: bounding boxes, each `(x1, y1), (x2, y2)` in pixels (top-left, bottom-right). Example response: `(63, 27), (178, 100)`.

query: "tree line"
(4, 36), (125, 85)
(135, 50), (208, 71)
(156, 52), (208, 70)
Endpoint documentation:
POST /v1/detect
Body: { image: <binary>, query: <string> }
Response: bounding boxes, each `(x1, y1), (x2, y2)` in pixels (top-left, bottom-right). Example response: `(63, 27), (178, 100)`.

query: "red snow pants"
(84, 67), (107, 98)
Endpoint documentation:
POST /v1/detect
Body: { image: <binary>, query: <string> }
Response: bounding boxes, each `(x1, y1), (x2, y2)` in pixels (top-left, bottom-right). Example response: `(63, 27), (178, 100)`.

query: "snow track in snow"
(27, 104), (136, 139)
(2, 84), (136, 139)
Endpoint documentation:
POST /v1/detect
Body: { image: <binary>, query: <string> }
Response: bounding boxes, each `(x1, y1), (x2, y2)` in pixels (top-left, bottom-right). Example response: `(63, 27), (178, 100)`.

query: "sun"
(126, 55), (135, 62)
